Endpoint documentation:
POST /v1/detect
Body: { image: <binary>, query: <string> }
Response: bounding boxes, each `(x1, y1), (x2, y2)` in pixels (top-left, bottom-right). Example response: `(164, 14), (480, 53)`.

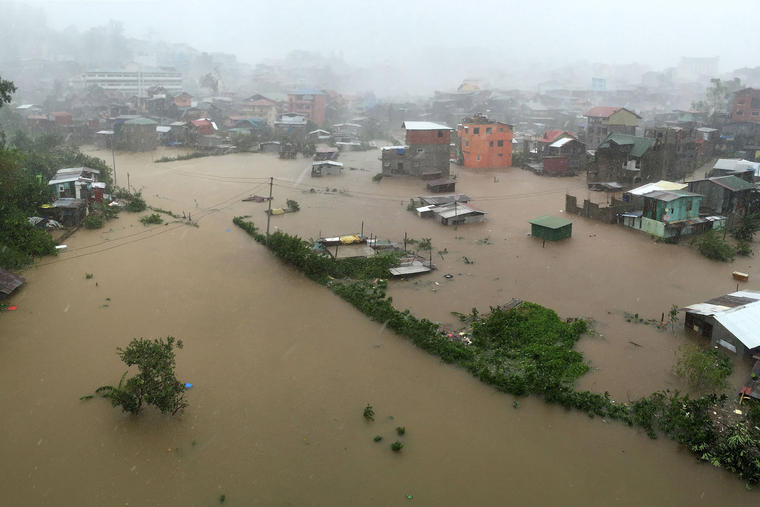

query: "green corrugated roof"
(529, 215), (572, 229)
(599, 133), (654, 158)
(124, 117), (158, 125)
(711, 175), (755, 192)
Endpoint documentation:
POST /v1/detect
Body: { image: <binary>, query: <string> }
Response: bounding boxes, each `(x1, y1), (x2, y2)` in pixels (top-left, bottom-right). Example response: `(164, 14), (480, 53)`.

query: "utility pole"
(110, 133), (117, 187)
(266, 176), (273, 244)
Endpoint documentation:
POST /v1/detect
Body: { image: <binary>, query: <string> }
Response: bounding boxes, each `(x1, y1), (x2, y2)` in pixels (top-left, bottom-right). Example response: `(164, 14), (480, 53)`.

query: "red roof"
(191, 118), (211, 126)
(539, 130), (575, 144)
(585, 106), (620, 118)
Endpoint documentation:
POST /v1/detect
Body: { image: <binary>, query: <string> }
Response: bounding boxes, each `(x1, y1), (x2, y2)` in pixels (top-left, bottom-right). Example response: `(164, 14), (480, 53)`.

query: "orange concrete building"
(458, 114), (513, 168)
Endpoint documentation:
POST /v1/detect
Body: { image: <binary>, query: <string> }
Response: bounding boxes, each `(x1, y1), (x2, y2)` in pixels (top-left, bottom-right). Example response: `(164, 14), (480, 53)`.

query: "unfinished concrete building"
(381, 121), (451, 178)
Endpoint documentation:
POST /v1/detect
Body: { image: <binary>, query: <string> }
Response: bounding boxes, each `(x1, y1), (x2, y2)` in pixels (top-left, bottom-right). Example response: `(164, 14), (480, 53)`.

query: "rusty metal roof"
(0, 268), (25, 296)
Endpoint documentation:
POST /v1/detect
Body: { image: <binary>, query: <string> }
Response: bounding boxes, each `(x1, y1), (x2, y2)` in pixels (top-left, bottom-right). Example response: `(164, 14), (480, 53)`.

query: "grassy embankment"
(233, 216), (760, 487)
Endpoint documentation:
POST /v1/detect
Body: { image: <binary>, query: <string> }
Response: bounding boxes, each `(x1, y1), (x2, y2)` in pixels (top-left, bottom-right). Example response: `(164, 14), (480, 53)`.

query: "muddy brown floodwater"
(1, 146), (758, 506)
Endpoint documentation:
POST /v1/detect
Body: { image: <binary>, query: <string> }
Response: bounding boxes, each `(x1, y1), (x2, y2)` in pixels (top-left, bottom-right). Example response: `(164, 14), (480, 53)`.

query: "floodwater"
(1, 145), (758, 506)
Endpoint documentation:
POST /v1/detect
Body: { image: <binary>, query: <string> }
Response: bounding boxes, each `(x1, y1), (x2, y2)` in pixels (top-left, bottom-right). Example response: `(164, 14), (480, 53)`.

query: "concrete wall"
(565, 194), (631, 223)
(406, 129), (450, 145)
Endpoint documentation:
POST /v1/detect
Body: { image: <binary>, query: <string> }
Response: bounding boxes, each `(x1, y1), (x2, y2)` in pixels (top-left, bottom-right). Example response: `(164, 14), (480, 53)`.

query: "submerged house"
(686, 175), (755, 216)
(434, 203), (486, 225)
(381, 121), (452, 179)
(591, 133), (658, 185)
(542, 136), (586, 176)
(619, 189), (724, 238)
(48, 167), (100, 200)
(683, 290), (760, 357)
(529, 215), (572, 242)
(311, 160), (343, 177)
(708, 159), (759, 182)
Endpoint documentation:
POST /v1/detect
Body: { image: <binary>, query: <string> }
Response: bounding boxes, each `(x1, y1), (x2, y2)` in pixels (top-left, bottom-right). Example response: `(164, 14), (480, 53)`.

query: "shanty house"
(686, 175), (755, 216)
(118, 117), (158, 151)
(584, 106), (641, 149)
(592, 133), (657, 185)
(709, 159), (759, 182)
(434, 203), (486, 225)
(683, 290), (760, 357)
(542, 136), (586, 176)
(311, 160), (343, 177)
(620, 189), (724, 238)
(48, 167), (100, 200)
(529, 215), (572, 242)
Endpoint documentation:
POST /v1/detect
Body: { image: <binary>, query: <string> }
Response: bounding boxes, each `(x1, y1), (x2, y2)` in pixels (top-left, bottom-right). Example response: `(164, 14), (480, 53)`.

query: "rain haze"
(2, 1), (760, 506)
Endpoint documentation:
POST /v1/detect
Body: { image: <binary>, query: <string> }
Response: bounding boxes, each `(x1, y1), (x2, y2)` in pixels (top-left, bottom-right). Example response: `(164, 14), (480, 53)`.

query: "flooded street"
(1, 146), (758, 505)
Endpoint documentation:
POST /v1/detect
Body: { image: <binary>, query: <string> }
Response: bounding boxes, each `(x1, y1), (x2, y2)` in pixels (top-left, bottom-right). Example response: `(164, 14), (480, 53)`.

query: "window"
(498, 153), (503, 157)
(437, 130), (443, 137)
(753, 112), (760, 116)
(737, 110), (744, 115)
(497, 140), (504, 147)
(499, 127), (503, 132)
(686, 200), (693, 211)
(476, 155), (481, 161)
(486, 127), (492, 134)
(473, 127), (480, 134)
(489, 141), (494, 147)
(465, 140), (469, 148)
(464, 126), (468, 132)
(417, 147), (423, 153)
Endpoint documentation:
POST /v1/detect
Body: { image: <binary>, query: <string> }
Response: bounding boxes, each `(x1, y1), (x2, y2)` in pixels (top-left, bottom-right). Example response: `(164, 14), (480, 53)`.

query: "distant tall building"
(287, 90), (326, 127)
(79, 65), (183, 96)
(732, 88), (760, 124)
(677, 57), (719, 81)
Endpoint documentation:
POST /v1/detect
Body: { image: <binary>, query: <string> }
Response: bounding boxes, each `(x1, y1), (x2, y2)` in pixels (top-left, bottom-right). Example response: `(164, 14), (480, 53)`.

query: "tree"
(674, 343), (733, 393)
(96, 337), (188, 416)
(0, 76), (16, 106)
(732, 213), (759, 242)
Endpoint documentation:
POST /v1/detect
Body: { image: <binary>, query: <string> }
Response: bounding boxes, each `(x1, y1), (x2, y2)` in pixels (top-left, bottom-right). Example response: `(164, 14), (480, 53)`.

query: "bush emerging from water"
(83, 214), (104, 229)
(139, 213), (163, 225)
(691, 230), (735, 262)
(674, 344), (733, 393)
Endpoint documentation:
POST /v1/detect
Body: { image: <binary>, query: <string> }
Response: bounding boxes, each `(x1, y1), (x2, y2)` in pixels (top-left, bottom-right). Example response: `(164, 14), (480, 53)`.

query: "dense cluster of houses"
(13, 83), (378, 154)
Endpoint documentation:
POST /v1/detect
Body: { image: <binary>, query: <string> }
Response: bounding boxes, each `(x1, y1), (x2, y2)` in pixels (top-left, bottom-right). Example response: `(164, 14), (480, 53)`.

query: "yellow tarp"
(271, 208), (285, 215)
(340, 234), (361, 244)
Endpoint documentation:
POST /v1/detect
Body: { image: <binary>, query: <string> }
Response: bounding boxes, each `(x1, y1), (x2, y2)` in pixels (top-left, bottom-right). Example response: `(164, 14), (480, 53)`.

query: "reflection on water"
(0, 147), (755, 505)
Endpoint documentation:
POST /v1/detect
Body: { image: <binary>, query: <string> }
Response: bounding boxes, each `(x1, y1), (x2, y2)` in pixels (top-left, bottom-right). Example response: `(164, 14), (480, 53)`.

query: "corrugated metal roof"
(402, 121), (452, 131)
(0, 268), (25, 296)
(549, 137), (575, 148)
(599, 133), (653, 158)
(312, 161), (343, 167)
(435, 205), (486, 219)
(709, 175), (755, 192)
(628, 180), (687, 195)
(715, 300), (760, 350)
(642, 190), (701, 202)
(529, 215), (572, 229)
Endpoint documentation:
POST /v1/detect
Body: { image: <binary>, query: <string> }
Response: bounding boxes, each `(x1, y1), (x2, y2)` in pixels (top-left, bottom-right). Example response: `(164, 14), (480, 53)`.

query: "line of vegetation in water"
(232, 217), (760, 487)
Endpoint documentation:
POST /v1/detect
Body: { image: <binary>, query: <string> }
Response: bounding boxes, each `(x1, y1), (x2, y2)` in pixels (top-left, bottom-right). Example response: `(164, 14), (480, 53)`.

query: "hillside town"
(3, 2), (760, 505)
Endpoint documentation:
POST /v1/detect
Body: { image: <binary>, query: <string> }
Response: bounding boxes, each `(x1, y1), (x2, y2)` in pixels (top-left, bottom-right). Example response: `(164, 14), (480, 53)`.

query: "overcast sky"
(22, 0), (760, 71)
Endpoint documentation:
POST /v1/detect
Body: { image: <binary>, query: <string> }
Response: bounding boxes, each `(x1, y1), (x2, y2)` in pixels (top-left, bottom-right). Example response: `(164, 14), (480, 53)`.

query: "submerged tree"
(96, 336), (188, 415)
(674, 343), (733, 393)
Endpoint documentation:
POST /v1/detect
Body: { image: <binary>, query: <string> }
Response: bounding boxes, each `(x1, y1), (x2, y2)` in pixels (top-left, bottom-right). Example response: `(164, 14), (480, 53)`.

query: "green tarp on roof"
(711, 175), (755, 192)
(529, 215), (572, 229)
(599, 133), (654, 158)
(124, 117), (158, 125)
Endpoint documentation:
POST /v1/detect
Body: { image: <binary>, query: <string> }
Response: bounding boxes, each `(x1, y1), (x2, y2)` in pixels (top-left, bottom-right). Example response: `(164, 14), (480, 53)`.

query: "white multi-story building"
(78, 65), (183, 96)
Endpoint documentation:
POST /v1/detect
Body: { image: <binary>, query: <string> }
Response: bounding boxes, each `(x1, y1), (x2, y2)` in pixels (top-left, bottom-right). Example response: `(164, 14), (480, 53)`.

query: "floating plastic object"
(7, 306), (18, 311)
(55, 245), (67, 250)
(406, 494), (413, 500)
(184, 383), (193, 389)
(225, 228), (230, 232)
(443, 274), (453, 279)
